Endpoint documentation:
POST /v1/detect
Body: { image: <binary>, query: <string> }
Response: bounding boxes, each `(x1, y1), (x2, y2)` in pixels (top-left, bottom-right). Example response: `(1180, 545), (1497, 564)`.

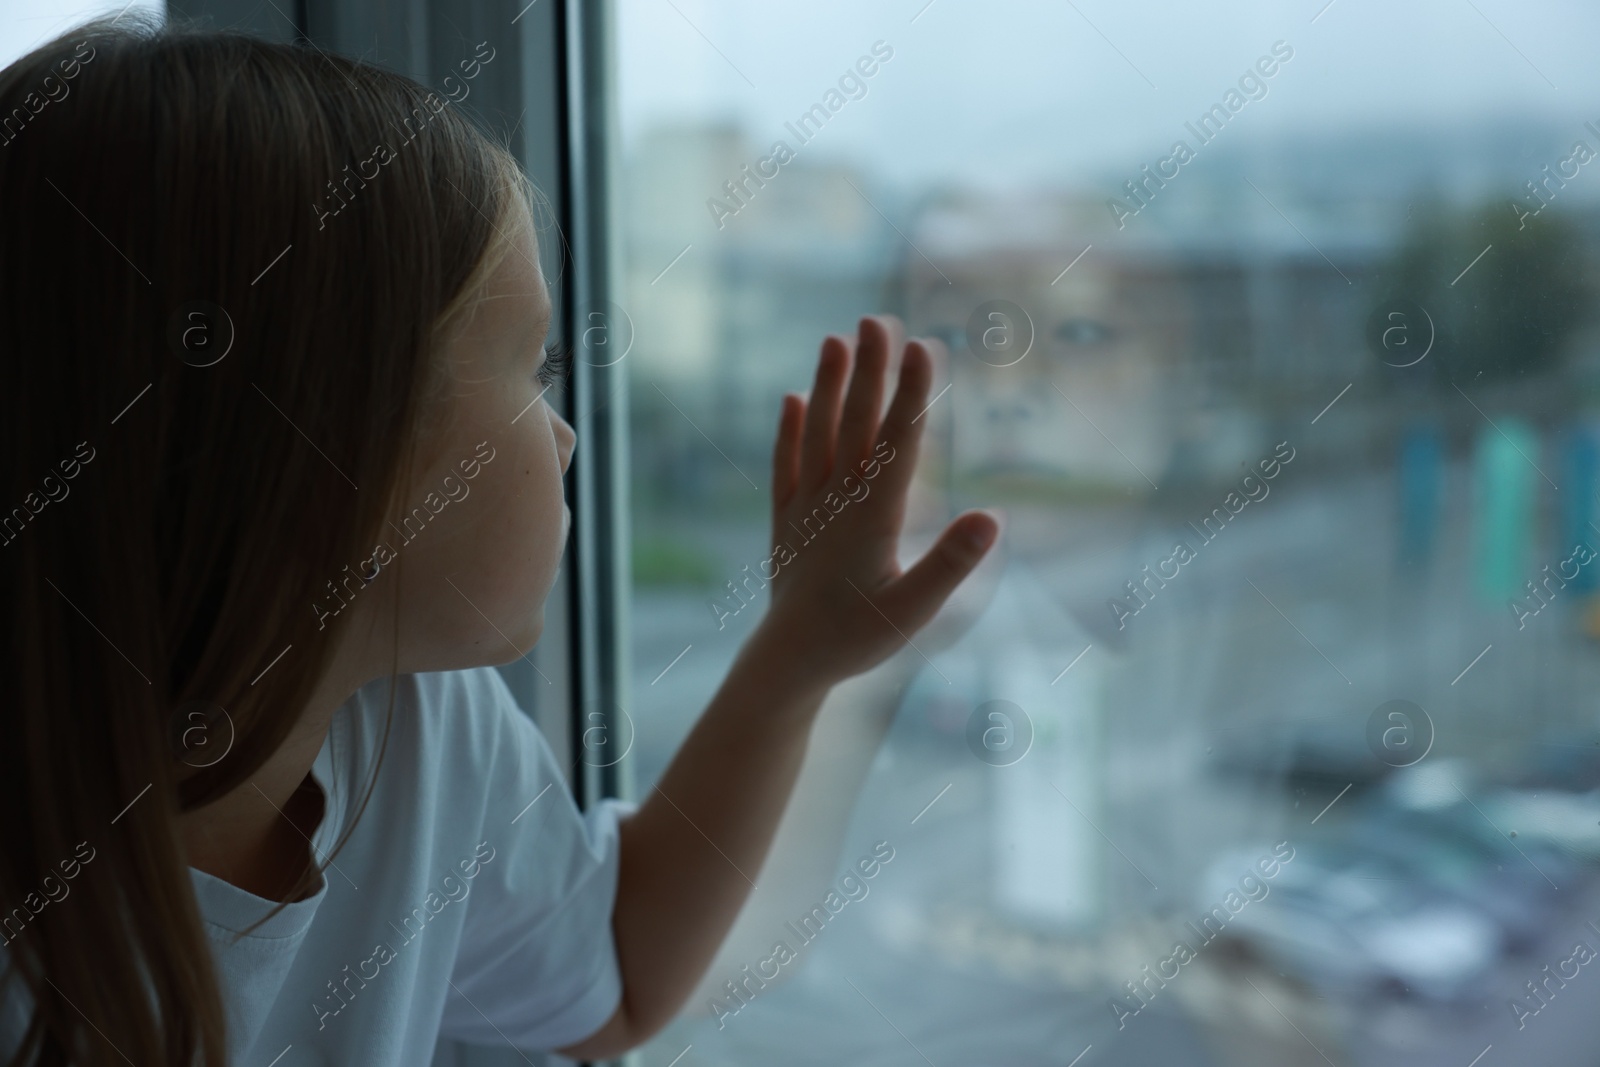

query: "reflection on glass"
(618, 2), (1600, 1063)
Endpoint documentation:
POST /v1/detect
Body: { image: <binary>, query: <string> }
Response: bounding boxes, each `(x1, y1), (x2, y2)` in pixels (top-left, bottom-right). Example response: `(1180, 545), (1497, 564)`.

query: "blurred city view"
(614, 2), (1600, 1064)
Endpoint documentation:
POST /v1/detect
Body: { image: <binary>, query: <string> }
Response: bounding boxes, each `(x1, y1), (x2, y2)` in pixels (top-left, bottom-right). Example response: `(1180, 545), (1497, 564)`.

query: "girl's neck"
(183, 770), (327, 902)
(177, 683), (348, 902)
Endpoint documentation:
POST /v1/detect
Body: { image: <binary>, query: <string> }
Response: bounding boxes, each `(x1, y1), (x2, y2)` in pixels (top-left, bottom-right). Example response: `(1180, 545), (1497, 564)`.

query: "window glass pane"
(616, 2), (1600, 1063)
(0, 0), (163, 68)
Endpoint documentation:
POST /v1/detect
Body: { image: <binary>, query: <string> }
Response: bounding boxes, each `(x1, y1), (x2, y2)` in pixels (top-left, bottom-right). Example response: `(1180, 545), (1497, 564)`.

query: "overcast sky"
(617, 0), (1599, 191)
(4, 0), (1591, 195)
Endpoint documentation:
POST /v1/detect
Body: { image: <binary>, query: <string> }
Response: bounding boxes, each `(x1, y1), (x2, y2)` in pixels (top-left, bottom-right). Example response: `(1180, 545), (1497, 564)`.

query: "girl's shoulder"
(338, 666), (534, 768)
(331, 666), (570, 835)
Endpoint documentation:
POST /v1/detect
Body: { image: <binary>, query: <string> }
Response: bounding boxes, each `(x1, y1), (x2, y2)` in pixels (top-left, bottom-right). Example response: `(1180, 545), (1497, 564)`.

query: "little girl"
(0, 13), (997, 1066)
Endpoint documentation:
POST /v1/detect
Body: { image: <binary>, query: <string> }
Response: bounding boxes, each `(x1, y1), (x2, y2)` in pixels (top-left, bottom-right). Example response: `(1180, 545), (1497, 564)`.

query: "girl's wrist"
(735, 615), (838, 714)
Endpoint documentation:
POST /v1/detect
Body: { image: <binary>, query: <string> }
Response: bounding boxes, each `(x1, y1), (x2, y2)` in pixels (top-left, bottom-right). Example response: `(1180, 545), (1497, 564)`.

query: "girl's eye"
(536, 341), (573, 389)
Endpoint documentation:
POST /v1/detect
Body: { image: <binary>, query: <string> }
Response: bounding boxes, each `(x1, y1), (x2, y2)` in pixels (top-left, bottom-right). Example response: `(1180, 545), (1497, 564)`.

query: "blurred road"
(627, 459), (1600, 1066)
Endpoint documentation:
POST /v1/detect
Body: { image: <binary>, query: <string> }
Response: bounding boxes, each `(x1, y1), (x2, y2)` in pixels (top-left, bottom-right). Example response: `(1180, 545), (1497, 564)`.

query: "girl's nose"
(554, 412), (577, 473)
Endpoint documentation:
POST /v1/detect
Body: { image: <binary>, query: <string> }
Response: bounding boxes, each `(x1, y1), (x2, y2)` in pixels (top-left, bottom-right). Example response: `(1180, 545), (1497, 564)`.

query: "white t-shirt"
(0, 667), (633, 1065)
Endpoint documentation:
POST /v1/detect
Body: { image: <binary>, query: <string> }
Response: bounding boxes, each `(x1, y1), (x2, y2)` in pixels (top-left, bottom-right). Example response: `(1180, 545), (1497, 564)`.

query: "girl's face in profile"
(355, 200), (576, 675)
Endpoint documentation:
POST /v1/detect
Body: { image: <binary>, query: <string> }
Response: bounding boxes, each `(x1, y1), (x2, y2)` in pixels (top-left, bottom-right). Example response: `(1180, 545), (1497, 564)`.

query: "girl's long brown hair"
(0, 13), (532, 1065)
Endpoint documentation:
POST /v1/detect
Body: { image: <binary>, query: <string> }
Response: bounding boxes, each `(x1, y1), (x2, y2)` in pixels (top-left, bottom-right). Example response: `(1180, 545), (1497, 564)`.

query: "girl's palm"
(760, 315), (999, 685)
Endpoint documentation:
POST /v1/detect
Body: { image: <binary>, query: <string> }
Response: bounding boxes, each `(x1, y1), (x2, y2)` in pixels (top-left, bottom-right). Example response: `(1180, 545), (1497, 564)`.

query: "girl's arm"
(668, 455), (1005, 1009)
(678, 659), (911, 1009)
(557, 316), (998, 1060)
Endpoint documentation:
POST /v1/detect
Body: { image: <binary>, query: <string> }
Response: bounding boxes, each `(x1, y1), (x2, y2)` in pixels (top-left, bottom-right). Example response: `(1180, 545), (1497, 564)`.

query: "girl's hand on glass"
(756, 314), (1000, 688)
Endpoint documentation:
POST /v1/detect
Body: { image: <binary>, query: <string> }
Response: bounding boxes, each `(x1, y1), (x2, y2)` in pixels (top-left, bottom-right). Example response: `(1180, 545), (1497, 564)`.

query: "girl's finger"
(917, 329), (949, 388)
(771, 393), (804, 510)
(863, 339), (934, 509)
(876, 509), (1000, 634)
(873, 313), (907, 411)
(833, 317), (891, 474)
(797, 334), (852, 490)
